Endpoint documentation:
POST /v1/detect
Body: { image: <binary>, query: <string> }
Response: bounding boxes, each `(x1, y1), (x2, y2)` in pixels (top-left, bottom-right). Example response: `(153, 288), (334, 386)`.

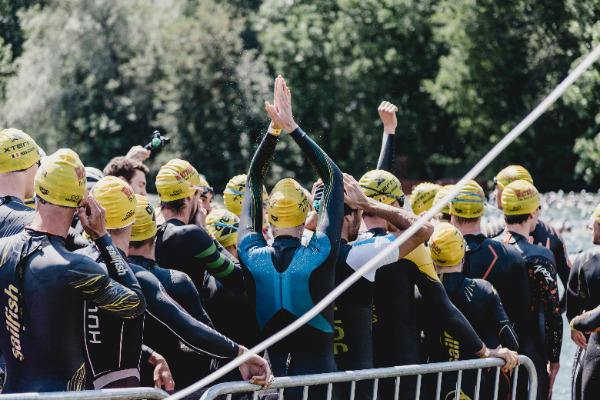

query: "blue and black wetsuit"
(0, 230), (145, 393)
(238, 127), (343, 399)
(497, 231), (562, 400)
(567, 246), (600, 400)
(421, 273), (518, 400)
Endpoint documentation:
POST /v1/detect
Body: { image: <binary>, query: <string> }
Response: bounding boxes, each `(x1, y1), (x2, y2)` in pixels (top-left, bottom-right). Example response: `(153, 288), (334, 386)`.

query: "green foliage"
(0, 0), (270, 191)
(1, 0), (600, 191)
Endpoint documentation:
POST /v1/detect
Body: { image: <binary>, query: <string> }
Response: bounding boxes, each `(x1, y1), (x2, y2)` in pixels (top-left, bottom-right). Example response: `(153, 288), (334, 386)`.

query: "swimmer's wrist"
(476, 346), (490, 358)
(237, 345), (247, 357)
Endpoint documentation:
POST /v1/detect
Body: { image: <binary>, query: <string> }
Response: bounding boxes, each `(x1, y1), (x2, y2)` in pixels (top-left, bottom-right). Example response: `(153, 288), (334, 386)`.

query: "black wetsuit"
(79, 246), (242, 390)
(484, 218), (571, 308)
(567, 246), (600, 400)
(0, 230), (146, 393)
(463, 234), (530, 347)
(497, 231), (562, 400)
(334, 235), (400, 400)
(128, 255), (223, 388)
(422, 273), (519, 400)
(370, 130), (485, 399)
(0, 195), (90, 250)
(238, 127), (343, 400)
(155, 219), (244, 299)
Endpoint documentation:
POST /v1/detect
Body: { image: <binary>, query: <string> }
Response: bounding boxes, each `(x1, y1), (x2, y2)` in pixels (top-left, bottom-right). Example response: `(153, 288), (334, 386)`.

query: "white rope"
(168, 43), (600, 400)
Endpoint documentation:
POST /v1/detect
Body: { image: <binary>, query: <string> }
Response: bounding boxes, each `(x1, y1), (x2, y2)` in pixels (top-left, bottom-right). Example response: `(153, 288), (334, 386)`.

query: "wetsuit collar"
(368, 227), (387, 236)
(463, 233), (487, 252)
(127, 255), (156, 270)
(23, 227), (66, 244)
(273, 235), (301, 243)
(438, 272), (466, 298)
(0, 195), (25, 206)
(507, 231), (527, 242)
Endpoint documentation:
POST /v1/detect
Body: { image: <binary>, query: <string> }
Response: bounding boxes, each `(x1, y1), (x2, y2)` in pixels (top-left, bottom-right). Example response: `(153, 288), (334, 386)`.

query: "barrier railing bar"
(252, 390), (258, 400)
(350, 381), (356, 400)
(456, 370), (462, 400)
(199, 356), (537, 400)
(0, 387), (169, 400)
(225, 394), (232, 400)
(474, 368), (482, 400)
(372, 378), (379, 399)
(394, 376), (400, 400)
(493, 367), (500, 400)
(435, 372), (442, 400)
(278, 387), (284, 398)
(327, 383), (332, 400)
(512, 364), (520, 400)
(303, 385), (309, 400)
(415, 374), (422, 400)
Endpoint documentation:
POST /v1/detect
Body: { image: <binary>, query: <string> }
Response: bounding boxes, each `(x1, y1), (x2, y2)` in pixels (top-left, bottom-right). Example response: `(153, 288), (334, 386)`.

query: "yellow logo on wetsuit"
(443, 331), (460, 361)
(5, 284), (24, 361)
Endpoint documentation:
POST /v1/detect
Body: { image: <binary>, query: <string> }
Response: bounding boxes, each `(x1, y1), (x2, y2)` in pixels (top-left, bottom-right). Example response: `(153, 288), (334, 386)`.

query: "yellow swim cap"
(411, 182), (442, 215)
(199, 175), (213, 195)
(156, 159), (201, 202)
(131, 194), (157, 242)
(268, 178), (310, 228)
(91, 176), (137, 229)
(593, 203), (600, 223)
(495, 165), (533, 190)
(35, 149), (86, 208)
(501, 180), (539, 216)
(432, 185), (455, 215)
(451, 180), (485, 218)
(206, 208), (239, 248)
(358, 170), (404, 206)
(0, 128), (40, 174)
(223, 174), (268, 216)
(429, 222), (465, 267)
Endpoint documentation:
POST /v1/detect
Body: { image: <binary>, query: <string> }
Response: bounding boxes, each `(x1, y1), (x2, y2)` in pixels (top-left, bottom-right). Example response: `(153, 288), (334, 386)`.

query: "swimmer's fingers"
(571, 330), (588, 349)
(79, 196), (107, 240)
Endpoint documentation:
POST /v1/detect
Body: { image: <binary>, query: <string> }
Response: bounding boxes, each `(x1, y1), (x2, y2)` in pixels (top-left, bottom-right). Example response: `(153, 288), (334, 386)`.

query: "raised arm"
(376, 101), (397, 171)
(571, 304), (600, 333)
(238, 130), (279, 239)
(265, 76), (343, 242)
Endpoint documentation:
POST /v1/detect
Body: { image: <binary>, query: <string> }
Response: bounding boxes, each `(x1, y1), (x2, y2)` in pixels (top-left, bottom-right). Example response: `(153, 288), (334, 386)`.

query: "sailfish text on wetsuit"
(5, 284), (23, 361)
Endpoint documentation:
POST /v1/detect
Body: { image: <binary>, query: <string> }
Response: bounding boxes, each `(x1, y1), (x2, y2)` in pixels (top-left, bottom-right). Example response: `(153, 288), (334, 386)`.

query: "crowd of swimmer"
(0, 76), (596, 400)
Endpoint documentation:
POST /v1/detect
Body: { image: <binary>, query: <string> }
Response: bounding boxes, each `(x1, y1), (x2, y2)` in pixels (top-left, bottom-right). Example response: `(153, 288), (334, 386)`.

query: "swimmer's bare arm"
(343, 173), (433, 258)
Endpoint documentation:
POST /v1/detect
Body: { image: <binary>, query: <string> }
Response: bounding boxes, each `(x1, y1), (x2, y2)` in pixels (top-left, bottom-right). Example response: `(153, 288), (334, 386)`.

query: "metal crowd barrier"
(200, 356), (537, 400)
(0, 387), (169, 400)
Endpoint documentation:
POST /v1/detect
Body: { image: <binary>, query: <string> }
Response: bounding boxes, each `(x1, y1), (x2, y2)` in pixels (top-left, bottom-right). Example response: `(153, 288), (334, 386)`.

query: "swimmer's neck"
(272, 225), (304, 241)
(128, 242), (156, 261)
(506, 222), (531, 238)
(107, 228), (133, 256)
(0, 173), (30, 201)
(362, 214), (388, 231)
(29, 205), (72, 239)
(453, 218), (483, 236)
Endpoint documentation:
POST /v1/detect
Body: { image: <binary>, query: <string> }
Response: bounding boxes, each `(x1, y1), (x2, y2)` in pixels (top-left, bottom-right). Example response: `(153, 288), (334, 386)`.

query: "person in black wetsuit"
(497, 180), (562, 400)
(324, 174), (434, 400)
(451, 181), (530, 349)
(357, 102), (511, 399)
(128, 195), (243, 390)
(80, 179), (272, 391)
(484, 165), (571, 310)
(566, 203), (600, 400)
(0, 129), (40, 238)
(237, 76), (343, 399)
(424, 222), (519, 400)
(0, 149), (147, 393)
(154, 158), (244, 301)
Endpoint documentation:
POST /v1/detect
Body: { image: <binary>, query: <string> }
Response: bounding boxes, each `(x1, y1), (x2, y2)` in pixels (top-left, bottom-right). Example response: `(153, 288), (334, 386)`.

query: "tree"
(1, 0), (271, 191)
